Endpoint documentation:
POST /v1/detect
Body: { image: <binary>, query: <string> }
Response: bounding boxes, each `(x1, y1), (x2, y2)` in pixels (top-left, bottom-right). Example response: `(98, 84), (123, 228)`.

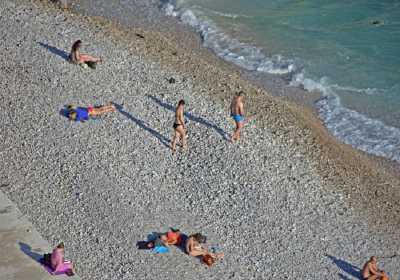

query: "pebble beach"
(0, 0), (399, 279)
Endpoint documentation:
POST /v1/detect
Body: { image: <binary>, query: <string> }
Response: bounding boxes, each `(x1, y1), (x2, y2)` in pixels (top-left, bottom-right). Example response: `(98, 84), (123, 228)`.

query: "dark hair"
(170, 227), (180, 233)
(178, 99), (185, 106)
(71, 40), (82, 52)
(236, 91), (244, 97)
(69, 111), (77, 121)
(57, 242), (65, 249)
(190, 233), (206, 244)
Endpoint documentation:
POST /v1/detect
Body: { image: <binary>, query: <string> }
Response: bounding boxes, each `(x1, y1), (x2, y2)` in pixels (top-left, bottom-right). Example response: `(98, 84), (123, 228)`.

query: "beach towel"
(50, 248), (74, 275)
(40, 254), (74, 276)
(153, 246), (170, 254)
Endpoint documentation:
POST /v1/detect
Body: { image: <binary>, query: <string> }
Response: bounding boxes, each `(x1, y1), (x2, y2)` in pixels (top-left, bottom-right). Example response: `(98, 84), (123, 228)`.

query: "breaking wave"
(162, 1), (400, 162)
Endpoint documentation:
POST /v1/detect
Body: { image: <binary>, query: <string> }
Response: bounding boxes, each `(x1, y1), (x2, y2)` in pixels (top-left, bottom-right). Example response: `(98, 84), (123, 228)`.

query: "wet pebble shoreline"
(0, 1), (399, 279)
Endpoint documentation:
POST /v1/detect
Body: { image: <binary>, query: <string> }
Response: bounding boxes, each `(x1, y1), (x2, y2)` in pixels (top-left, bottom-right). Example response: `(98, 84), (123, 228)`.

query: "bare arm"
(369, 263), (384, 276)
(187, 239), (207, 256)
(187, 239), (195, 255)
(179, 108), (185, 127)
(238, 102), (245, 116)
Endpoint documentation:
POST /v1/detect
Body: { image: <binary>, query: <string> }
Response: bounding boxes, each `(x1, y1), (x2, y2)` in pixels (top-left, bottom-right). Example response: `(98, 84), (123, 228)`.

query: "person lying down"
(67, 103), (116, 122)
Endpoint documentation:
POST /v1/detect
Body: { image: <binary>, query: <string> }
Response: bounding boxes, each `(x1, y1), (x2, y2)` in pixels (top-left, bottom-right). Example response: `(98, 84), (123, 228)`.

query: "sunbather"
(50, 242), (74, 276)
(162, 227), (182, 245)
(67, 103), (116, 122)
(362, 256), (389, 280)
(69, 40), (102, 68)
(147, 228), (182, 248)
(186, 233), (224, 260)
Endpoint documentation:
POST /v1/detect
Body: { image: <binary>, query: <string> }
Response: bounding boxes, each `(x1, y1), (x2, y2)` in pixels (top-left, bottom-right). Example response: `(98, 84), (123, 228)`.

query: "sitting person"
(362, 256), (389, 280)
(163, 227), (182, 246)
(186, 233), (224, 262)
(67, 103), (116, 122)
(69, 40), (102, 68)
(50, 242), (74, 276)
(146, 228), (182, 248)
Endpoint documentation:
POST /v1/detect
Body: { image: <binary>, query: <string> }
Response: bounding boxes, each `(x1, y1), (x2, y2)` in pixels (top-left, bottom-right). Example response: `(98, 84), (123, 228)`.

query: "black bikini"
(173, 123), (183, 129)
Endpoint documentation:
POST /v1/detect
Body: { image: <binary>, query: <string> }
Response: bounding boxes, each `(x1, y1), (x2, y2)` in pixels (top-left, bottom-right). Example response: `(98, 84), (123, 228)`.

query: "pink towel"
(50, 248), (73, 274)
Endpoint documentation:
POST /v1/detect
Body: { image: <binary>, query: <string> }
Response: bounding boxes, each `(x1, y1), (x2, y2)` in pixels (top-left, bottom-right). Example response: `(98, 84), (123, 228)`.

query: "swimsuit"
(74, 107), (89, 121)
(173, 123), (183, 129)
(231, 114), (244, 122)
(50, 249), (73, 275)
(166, 231), (181, 245)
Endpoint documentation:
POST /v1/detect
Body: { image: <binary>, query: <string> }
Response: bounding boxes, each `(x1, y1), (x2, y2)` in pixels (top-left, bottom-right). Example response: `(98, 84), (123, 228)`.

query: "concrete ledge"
(0, 190), (80, 280)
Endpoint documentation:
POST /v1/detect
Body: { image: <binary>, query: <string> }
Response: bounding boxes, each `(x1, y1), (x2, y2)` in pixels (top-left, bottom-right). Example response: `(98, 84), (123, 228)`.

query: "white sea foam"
(162, 1), (295, 75)
(331, 84), (384, 96)
(292, 72), (400, 162)
(198, 6), (251, 19)
(162, 1), (400, 162)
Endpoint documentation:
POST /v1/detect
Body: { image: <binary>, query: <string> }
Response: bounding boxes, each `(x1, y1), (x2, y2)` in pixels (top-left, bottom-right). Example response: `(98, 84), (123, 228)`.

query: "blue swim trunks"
(231, 114), (244, 122)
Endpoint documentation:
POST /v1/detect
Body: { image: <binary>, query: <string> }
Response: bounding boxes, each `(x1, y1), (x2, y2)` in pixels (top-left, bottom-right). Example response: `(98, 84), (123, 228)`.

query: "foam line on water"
(195, 5), (252, 19)
(291, 73), (400, 162)
(162, 0), (400, 162)
(163, 2), (296, 75)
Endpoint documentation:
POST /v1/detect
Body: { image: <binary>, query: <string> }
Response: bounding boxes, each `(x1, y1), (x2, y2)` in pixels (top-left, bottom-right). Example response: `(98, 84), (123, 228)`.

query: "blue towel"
(153, 246), (169, 254)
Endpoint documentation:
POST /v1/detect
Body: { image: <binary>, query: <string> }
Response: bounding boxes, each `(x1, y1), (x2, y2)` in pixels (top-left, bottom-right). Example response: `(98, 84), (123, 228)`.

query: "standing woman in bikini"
(69, 40), (102, 66)
(171, 99), (187, 153)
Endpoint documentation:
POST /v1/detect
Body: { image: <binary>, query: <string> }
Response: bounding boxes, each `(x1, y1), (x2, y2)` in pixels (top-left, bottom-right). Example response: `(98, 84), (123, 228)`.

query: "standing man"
(171, 100), (187, 153)
(362, 256), (389, 280)
(230, 91), (245, 142)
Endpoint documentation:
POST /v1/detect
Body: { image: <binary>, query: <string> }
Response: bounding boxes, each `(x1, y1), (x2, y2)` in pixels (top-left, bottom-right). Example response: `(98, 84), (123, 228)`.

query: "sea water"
(162, 0), (400, 162)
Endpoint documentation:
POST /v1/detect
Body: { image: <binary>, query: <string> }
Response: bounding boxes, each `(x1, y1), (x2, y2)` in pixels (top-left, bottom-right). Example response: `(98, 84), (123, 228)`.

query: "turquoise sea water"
(163, 0), (400, 162)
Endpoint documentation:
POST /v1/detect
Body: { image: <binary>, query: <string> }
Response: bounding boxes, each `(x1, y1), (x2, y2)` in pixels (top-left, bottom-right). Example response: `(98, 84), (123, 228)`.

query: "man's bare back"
(231, 95), (244, 117)
(230, 92), (245, 142)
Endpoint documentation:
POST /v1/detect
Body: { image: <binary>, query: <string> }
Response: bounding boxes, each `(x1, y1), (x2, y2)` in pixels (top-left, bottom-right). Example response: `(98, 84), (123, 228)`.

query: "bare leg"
(210, 252), (224, 259)
(171, 126), (186, 152)
(177, 126), (187, 150)
(188, 249), (208, 257)
(90, 104), (116, 116)
(382, 272), (389, 280)
(189, 250), (223, 260)
(171, 130), (179, 153)
(79, 54), (101, 63)
(231, 121), (244, 142)
(99, 104), (116, 113)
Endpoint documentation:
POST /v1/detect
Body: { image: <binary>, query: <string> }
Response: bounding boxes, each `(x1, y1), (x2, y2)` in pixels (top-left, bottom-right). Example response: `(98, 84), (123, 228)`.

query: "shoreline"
(70, 0), (400, 169)
(1, 0), (399, 279)
(31, 0), (400, 247)
(64, 0), (400, 176)
(159, 0), (400, 163)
